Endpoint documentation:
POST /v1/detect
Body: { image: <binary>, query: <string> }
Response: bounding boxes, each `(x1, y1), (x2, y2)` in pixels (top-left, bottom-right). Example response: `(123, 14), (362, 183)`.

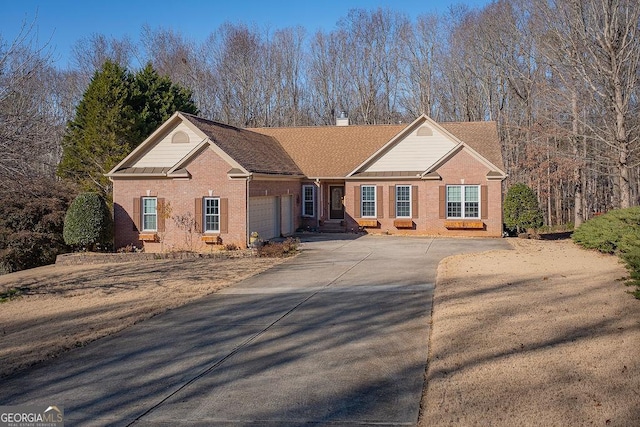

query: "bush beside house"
(504, 183), (544, 235)
(572, 207), (640, 298)
(63, 193), (113, 251)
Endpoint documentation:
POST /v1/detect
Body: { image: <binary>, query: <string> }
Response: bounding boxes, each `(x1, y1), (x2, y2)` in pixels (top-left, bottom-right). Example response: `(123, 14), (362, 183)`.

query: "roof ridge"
(181, 113), (495, 129)
(248, 123), (407, 131)
(182, 113), (289, 140)
(440, 120), (497, 125)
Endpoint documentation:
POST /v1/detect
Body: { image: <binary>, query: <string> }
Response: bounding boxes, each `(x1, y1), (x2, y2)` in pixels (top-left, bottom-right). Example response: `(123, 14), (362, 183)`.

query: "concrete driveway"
(0, 235), (508, 426)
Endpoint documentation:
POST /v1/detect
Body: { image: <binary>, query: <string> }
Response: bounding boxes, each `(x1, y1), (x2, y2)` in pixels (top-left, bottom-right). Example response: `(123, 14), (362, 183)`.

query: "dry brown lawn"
(1, 239), (638, 426)
(420, 238), (640, 427)
(0, 256), (283, 378)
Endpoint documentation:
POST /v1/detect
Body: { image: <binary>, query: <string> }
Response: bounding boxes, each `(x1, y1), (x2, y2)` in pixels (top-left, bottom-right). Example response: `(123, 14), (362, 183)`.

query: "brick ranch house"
(107, 112), (506, 251)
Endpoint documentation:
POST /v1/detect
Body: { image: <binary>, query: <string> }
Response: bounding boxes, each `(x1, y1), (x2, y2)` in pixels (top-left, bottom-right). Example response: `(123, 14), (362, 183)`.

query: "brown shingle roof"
(249, 125), (406, 177)
(439, 121), (504, 171)
(182, 114), (303, 176)
(251, 120), (504, 177)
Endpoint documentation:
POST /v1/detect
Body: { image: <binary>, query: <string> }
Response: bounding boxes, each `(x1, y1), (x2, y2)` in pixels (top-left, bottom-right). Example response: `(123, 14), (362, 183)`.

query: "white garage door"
(280, 195), (293, 236)
(249, 196), (280, 240)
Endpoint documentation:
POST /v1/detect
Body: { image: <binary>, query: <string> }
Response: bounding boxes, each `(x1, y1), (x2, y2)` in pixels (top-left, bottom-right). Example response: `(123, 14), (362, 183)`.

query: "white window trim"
(302, 185), (315, 217)
(203, 197), (221, 233)
(141, 197), (157, 232)
(361, 185), (377, 218)
(446, 185), (480, 219)
(396, 185), (412, 218)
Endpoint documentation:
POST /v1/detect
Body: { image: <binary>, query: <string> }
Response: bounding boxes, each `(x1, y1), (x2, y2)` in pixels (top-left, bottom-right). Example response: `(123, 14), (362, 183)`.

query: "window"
(396, 185), (411, 218)
(142, 197), (157, 231)
(361, 185), (376, 217)
(204, 198), (220, 232)
(302, 185), (315, 217)
(447, 185), (480, 219)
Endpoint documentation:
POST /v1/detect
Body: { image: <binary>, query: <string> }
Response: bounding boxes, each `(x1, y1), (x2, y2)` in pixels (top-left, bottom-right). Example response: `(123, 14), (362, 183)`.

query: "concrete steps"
(320, 222), (346, 233)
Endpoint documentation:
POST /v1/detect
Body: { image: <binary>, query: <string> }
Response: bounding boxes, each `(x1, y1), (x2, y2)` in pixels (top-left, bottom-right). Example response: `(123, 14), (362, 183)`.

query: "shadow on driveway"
(0, 236), (509, 426)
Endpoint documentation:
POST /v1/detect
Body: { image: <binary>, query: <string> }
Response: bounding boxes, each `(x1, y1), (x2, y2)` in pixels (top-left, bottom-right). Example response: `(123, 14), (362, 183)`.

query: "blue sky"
(2, 0), (490, 69)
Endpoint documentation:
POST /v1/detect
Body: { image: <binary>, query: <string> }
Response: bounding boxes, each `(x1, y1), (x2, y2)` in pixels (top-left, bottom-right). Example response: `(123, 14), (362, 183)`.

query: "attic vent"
(417, 126), (433, 136)
(172, 131), (189, 143)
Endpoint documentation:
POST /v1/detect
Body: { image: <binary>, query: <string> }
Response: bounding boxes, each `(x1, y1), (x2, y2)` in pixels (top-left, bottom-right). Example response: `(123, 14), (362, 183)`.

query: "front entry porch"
(303, 180), (347, 233)
(321, 182), (346, 232)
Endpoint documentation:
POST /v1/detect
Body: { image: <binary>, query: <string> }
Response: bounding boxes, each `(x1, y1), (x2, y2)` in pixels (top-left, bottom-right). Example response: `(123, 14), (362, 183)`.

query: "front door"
(329, 186), (345, 220)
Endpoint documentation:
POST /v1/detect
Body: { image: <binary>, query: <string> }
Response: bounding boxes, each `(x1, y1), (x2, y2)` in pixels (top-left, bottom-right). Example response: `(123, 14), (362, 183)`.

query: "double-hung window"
(361, 185), (376, 217)
(204, 197), (220, 232)
(302, 185), (315, 217)
(142, 197), (157, 231)
(396, 185), (411, 218)
(446, 185), (480, 219)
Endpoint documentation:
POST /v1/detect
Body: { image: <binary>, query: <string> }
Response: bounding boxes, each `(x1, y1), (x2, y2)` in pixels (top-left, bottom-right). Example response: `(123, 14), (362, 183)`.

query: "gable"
(108, 112), (303, 178)
(435, 147), (492, 181)
(439, 122), (504, 173)
(363, 123), (456, 173)
(348, 116), (505, 179)
(131, 122), (203, 168)
(183, 114), (303, 176)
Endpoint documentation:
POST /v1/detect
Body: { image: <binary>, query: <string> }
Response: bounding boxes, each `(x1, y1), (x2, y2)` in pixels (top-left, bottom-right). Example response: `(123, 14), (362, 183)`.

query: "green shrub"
(573, 207), (640, 299)
(504, 183), (544, 234)
(571, 207), (640, 254)
(63, 193), (113, 251)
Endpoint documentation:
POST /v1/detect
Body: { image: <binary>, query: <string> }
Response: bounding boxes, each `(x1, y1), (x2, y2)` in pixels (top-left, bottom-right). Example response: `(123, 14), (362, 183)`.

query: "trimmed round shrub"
(63, 193), (112, 251)
(503, 183), (544, 234)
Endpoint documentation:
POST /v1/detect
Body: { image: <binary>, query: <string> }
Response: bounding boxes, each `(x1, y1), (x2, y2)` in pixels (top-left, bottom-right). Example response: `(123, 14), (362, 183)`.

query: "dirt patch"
(0, 256), (285, 378)
(420, 238), (640, 426)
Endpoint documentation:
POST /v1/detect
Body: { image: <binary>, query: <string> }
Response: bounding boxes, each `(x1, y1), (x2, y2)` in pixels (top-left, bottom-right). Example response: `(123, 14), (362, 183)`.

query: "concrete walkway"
(0, 235), (508, 426)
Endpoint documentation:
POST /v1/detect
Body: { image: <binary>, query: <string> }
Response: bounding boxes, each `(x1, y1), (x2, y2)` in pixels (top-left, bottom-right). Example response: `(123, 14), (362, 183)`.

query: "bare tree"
(399, 13), (440, 119)
(307, 29), (351, 124)
(267, 26), (309, 126)
(140, 26), (194, 87)
(338, 8), (410, 124)
(0, 17), (63, 181)
(72, 33), (136, 75)
(208, 23), (266, 127)
(538, 0), (640, 209)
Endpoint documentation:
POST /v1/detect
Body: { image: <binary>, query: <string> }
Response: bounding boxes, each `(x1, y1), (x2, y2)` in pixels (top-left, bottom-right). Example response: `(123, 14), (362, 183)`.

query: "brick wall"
(114, 147), (305, 252)
(343, 148), (504, 237)
(113, 148), (247, 252)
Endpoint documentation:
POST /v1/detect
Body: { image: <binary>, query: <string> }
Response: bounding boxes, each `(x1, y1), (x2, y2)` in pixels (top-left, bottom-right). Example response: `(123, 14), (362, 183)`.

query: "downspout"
(315, 178), (321, 229)
(246, 175), (252, 247)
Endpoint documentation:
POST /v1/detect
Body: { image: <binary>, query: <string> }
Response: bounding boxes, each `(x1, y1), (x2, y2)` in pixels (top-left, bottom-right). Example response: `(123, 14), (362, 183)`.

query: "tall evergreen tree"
(57, 61), (134, 198)
(57, 61), (198, 199)
(129, 63), (198, 145)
